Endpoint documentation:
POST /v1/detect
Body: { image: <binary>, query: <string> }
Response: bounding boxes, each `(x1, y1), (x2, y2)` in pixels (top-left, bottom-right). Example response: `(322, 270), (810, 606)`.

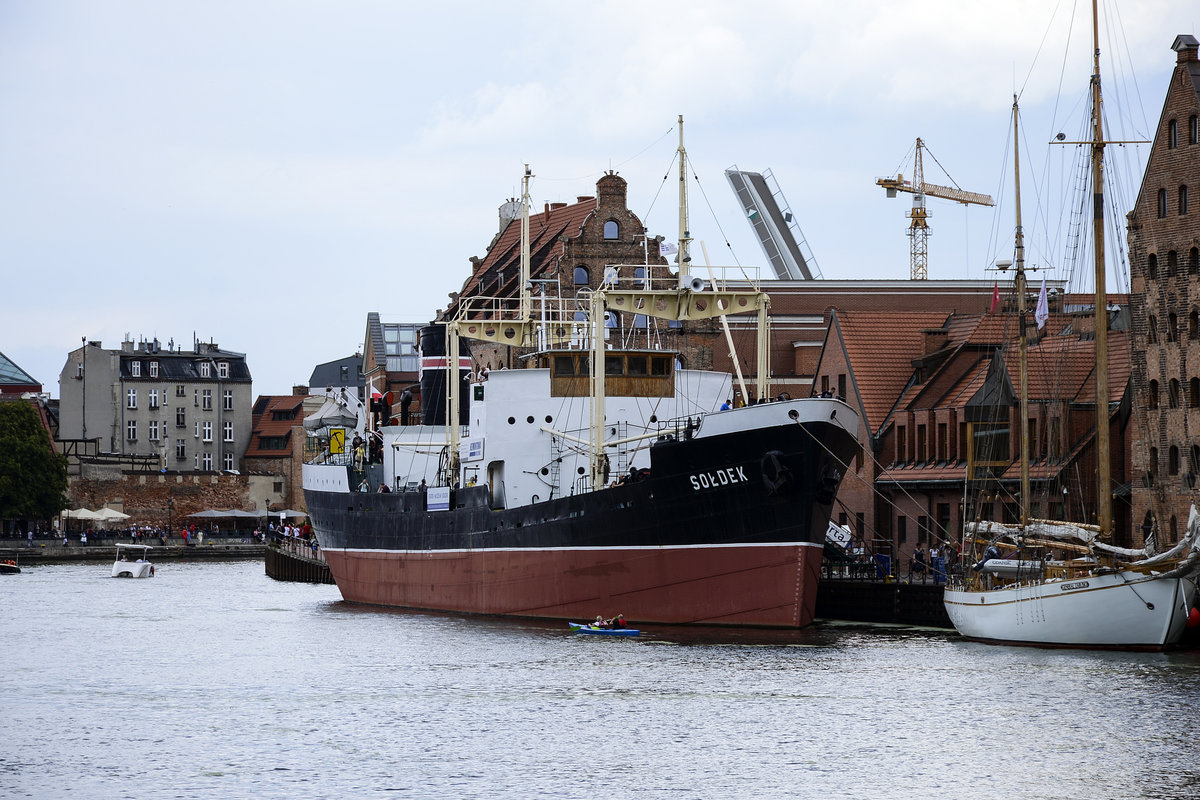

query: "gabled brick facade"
(1127, 34), (1200, 546)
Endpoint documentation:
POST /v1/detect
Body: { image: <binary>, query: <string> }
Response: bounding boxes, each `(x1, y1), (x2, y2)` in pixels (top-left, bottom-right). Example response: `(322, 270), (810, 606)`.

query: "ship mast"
(1090, 0), (1112, 536)
(1012, 96), (1032, 526)
(677, 114), (692, 285)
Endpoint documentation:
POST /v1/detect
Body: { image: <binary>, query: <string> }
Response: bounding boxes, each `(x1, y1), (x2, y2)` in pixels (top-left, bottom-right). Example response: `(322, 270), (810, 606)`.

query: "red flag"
(989, 281), (1000, 314)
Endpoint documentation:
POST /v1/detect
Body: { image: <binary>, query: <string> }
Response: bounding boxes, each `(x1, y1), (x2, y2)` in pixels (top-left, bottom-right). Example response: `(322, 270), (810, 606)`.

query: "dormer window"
(218, 361), (229, 379)
(199, 362), (211, 378)
(131, 361), (141, 378)
(149, 361), (159, 378)
(603, 220), (619, 240)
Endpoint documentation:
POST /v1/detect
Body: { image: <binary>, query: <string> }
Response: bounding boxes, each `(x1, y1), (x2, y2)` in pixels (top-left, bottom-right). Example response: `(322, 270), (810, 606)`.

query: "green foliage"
(0, 401), (69, 522)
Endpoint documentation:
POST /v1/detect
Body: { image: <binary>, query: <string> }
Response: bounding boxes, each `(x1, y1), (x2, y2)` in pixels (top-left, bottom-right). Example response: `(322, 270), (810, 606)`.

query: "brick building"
(1127, 34), (1200, 546)
(243, 388), (325, 512)
(445, 170), (1007, 400)
(818, 300), (1134, 561)
(362, 313), (422, 425)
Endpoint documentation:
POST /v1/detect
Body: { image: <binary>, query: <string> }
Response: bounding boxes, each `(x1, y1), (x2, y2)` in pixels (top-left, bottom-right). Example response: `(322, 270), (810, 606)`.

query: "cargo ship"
(302, 128), (861, 628)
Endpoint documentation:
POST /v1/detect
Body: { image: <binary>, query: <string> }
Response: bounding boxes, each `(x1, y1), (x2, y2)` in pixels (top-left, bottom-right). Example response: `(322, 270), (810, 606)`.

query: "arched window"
(1191, 115), (1199, 145)
(1148, 380), (1160, 409)
(1169, 378), (1181, 407)
(1148, 316), (1159, 343)
(1168, 312), (1179, 341)
(1181, 185), (1190, 215)
(1170, 445), (1180, 475)
(1158, 188), (1168, 218)
(1190, 309), (1199, 340)
(1148, 253), (1158, 279)
(603, 220), (619, 240)
(1168, 250), (1179, 277)
(1192, 377), (1200, 408)
(1169, 118), (1178, 148)
(1149, 447), (1159, 483)
(634, 266), (646, 288)
(1191, 444), (1200, 473)
(573, 266), (589, 286)
(1191, 248), (1199, 276)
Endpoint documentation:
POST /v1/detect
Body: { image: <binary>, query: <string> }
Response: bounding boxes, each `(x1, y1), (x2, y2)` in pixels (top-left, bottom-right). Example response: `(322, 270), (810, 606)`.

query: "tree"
(0, 400), (68, 526)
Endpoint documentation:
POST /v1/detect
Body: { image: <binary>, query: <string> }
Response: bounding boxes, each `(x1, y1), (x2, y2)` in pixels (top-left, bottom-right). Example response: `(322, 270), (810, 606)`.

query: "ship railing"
(653, 415), (703, 441)
(270, 531), (325, 564)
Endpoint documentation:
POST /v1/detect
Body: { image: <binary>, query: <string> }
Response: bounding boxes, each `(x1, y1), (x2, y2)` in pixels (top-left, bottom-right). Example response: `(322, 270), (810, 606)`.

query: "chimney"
(1173, 34), (1199, 64)
(920, 328), (948, 356)
(293, 385), (309, 396)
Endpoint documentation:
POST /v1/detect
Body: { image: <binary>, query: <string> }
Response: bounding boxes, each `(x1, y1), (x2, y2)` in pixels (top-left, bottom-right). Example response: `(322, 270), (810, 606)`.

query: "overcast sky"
(3, 0), (1196, 397)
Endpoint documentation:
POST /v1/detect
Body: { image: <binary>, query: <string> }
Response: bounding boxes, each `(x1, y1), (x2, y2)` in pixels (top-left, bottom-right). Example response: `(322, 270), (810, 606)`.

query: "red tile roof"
(456, 199), (597, 304)
(833, 310), (951, 431)
(245, 395), (310, 458)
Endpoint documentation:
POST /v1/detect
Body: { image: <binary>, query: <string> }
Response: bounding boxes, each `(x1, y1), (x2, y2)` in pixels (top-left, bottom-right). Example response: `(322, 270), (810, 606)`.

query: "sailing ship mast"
(1011, 96), (1032, 527)
(1088, 0), (1113, 536)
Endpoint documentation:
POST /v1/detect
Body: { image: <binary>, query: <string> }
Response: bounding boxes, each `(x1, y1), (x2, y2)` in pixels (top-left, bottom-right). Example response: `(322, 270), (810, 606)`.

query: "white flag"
(1035, 275), (1049, 330)
(659, 241), (678, 256)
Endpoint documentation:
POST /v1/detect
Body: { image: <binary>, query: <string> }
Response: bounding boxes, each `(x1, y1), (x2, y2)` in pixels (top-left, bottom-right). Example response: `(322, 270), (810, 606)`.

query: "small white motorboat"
(111, 544), (155, 578)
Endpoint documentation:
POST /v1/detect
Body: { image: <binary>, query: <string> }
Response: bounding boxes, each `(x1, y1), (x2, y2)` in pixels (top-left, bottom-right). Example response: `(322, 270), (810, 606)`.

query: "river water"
(2, 560), (1199, 800)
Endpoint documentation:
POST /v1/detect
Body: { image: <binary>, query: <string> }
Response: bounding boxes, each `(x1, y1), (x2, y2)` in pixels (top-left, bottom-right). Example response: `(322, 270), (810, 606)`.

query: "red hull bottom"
(323, 544), (824, 628)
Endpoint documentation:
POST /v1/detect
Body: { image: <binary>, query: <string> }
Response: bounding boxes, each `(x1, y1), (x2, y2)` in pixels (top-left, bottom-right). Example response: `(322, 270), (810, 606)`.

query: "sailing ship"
(943, 12), (1200, 650)
(301, 120), (862, 628)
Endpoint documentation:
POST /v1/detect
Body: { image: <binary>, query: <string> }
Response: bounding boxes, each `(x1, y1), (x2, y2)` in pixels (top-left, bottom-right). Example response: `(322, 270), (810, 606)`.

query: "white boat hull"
(944, 572), (1197, 650)
(111, 561), (154, 578)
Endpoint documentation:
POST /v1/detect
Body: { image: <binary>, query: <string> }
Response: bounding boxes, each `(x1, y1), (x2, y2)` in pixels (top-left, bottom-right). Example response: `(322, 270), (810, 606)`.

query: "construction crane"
(876, 138), (994, 280)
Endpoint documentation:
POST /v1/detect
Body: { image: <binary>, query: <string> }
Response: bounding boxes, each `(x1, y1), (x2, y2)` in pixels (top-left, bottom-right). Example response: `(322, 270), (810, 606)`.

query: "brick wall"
(1127, 39), (1200, 546)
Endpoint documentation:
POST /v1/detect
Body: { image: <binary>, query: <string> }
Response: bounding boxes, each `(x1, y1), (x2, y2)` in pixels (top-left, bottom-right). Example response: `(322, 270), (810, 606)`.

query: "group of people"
(910, 543), (958, 584)
(592, 614), (627, 630)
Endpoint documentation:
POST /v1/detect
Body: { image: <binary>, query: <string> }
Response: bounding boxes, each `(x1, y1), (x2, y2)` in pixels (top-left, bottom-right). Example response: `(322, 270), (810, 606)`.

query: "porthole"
(507, 417), (516, 425)
(649, 415), (658, 423)
(541, 467), (550, 476)
(577, 467), (586, 475)
(545, 415), (553, 423)
(527, 416), (535, 424)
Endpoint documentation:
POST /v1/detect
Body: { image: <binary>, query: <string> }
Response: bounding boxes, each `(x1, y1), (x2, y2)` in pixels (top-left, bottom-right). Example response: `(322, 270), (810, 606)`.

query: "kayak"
(569, 622), (639, 636)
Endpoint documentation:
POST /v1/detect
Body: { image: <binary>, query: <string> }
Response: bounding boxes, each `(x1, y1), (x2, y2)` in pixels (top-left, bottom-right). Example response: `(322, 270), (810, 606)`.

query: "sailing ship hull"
(303, 406), (860, 628)
(943, 573), (1197, 650)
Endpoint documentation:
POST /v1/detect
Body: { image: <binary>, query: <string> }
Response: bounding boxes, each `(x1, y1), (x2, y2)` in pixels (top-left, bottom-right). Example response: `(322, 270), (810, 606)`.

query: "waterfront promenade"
(0, 534), (264, 565)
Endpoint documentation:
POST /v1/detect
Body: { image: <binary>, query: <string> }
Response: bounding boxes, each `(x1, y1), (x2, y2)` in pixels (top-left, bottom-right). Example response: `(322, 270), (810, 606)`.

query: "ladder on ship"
(548, 435), (563, 500)
(611, 421), (629, 479)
